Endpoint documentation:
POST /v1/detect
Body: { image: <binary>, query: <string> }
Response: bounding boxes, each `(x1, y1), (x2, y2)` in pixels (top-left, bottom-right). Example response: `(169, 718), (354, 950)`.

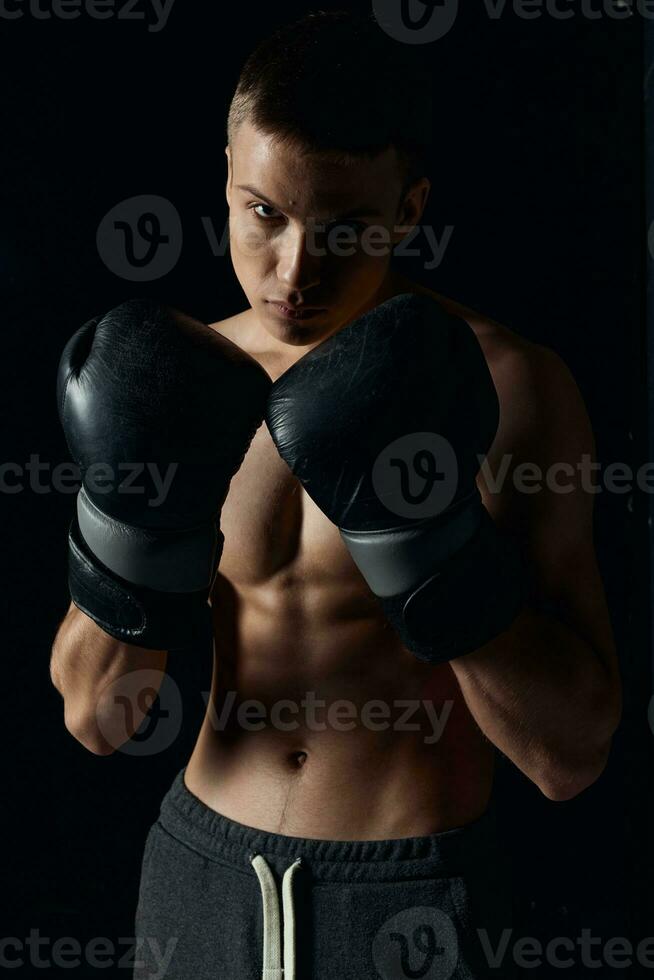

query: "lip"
(266, 301), (327, 321)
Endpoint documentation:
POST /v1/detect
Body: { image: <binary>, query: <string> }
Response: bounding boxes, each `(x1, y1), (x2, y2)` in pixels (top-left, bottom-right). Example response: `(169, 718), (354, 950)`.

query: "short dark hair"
(227, 10), (433, 186)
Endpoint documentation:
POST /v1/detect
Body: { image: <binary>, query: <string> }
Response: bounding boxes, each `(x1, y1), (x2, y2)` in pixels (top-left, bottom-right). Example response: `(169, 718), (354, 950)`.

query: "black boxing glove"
(266, 293), (523, 664)
(58, 299), (271, 649)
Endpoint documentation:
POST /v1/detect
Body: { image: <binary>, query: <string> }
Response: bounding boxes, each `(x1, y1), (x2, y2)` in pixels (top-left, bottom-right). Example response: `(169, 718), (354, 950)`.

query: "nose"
(275, 225), (321, 295)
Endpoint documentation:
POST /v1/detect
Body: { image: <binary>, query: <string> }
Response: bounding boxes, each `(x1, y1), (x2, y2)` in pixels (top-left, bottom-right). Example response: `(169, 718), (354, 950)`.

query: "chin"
(263, 315), (342, 348)
(266, 324), (328, 347)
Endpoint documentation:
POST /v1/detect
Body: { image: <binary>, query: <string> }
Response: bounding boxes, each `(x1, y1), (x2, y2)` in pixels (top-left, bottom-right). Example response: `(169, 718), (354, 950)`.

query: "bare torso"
(185, 281), (528, 839)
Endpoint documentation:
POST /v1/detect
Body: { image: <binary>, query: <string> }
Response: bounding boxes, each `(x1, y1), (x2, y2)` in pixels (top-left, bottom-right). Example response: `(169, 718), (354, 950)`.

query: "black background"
(0, 0), (648, 976)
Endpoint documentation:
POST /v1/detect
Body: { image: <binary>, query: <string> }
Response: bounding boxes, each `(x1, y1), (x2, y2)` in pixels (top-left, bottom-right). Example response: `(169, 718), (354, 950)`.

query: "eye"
(249, 203), (283, 220)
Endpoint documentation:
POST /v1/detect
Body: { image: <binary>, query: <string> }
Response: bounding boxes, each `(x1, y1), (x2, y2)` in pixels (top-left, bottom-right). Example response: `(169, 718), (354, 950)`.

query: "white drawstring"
(282, 858), (302, 980)
(251, 854), (303, 980)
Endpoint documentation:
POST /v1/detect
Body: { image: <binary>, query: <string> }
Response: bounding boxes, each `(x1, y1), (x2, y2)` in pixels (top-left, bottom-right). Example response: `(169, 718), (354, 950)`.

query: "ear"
(225, 145), (232, 206)
(392, 178), (431, 246)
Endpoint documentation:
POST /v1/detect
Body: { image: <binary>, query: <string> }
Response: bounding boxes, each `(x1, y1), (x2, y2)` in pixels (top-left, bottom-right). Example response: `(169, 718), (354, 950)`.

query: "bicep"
(494, 346), (616, 666)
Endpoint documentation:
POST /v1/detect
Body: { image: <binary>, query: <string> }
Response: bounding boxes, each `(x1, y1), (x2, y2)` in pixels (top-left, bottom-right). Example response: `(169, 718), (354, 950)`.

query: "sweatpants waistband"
(157, 768), (499, 884)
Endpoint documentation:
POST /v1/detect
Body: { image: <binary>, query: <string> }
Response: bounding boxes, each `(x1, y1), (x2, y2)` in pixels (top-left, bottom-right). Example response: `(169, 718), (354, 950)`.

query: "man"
(51, 11), (621, 979)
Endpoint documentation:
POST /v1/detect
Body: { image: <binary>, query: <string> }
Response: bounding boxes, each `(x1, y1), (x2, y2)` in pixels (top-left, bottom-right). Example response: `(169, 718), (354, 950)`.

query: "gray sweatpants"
(134, 769), (514, 979)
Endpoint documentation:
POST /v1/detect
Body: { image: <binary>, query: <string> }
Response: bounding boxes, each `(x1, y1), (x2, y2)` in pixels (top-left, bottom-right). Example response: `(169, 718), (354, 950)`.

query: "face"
(226, 120), (430, 347)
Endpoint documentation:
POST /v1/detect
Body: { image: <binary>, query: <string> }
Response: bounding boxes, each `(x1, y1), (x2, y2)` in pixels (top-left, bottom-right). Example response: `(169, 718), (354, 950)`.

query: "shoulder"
(207, 309), (289, 380)
(424, 286), (542, 386)
(208, 309), (253, 346)
(418, 287), (591, 458)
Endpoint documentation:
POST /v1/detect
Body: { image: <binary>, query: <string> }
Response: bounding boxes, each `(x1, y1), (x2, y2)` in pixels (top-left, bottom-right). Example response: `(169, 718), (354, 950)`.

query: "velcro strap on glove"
(340, 490), (484, 597)
(67, 517), (222, 650)
(345, 504), (523, 664)
(77, 485), (222, 592)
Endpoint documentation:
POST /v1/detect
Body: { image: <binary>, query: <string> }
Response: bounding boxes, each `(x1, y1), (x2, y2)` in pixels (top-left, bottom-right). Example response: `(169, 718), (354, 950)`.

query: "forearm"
(50, 603), (168, 755)
(450, 607), (622, 799)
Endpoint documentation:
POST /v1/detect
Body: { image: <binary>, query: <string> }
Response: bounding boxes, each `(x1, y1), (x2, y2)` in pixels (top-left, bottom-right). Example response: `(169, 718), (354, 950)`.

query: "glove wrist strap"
(340, 490), (483, 598)
(77, 485), (223, 592)
(368, 507), (524, 664)
(67, 518), (216, 650)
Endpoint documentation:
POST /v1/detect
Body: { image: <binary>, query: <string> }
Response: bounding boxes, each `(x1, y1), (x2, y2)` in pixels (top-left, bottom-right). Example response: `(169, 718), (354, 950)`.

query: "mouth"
(265, 301), (327, 321)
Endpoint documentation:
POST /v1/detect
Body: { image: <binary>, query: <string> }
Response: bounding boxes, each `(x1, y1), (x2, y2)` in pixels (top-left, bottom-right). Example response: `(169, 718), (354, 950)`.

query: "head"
(225, 10), (433, 347)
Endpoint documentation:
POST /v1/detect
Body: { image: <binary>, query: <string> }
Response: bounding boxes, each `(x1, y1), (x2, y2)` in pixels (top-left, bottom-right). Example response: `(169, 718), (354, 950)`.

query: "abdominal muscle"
(183, 389), (495, 841)
(184, 571), (495, 841)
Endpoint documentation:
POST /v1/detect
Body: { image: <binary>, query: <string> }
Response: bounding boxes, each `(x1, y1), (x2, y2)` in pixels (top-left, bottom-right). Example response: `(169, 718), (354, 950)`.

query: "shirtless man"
(51, 11), (622, 980)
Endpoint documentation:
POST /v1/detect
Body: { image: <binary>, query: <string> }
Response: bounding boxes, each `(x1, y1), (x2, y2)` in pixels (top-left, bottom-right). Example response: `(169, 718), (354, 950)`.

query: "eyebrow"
(235, 184), (384, 220)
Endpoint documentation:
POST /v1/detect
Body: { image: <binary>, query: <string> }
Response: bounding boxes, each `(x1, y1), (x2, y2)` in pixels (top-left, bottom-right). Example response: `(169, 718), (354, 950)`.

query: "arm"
(451, 345), (621, 800)
(51, 300), (271, 753)
(50, 603), (168, 755)
(265, 292), (621, 799)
